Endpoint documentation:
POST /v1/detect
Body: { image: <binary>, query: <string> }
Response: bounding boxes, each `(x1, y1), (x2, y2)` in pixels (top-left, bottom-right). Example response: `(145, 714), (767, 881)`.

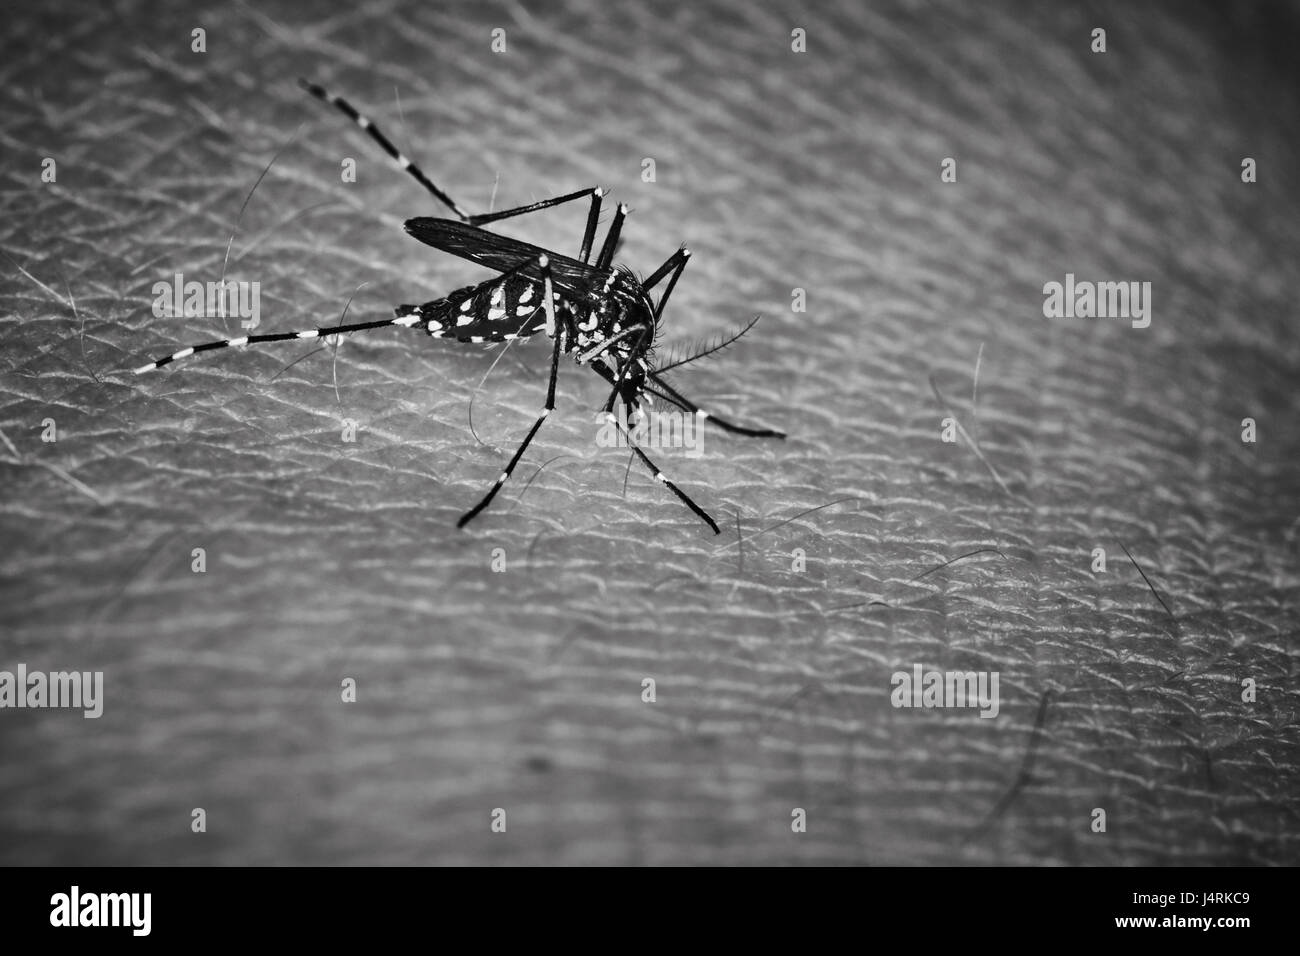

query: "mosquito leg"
(641, 247), (691, 319)
(133, 313), (425, 374)
(647, 372), (785, 438)
(643, 247), (688, 290)
(299, 79), (470, 221)
(137, 249), (559, 374)
(612, 413), (719, 534)
(471, 187), (605, 264)
(644, 248), (772, 424)
(581, 326), (655, 417)
(301, 79), (608, 261)
(587, 357), (718, 532)
(575, 326), (647, 369)
(457, 255), (561, 528)
(593, 203), (629, 271)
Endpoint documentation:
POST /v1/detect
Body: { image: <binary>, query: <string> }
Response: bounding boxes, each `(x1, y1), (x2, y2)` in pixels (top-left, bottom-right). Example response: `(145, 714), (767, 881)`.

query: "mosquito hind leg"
(299, 79), (471, 220)
(471, 187), (606, 264)
(133, 313), (425, 374)
(299, 79), (607, 262)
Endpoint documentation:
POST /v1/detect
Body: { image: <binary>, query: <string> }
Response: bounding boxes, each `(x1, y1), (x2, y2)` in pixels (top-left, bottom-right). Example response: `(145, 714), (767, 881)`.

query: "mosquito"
(133, 79), (785, 533)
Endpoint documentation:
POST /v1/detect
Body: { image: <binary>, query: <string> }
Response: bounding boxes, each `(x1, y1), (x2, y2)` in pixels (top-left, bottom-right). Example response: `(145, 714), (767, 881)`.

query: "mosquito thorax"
(568, 276), (654, 360)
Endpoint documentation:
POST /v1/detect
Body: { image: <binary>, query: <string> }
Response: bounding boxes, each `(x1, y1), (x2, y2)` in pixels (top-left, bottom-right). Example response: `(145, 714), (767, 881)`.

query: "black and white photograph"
(1, 0), (1296, 914)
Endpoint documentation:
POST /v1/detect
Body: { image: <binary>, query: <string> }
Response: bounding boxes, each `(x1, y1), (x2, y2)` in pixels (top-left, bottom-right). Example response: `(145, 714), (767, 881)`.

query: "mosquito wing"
(404, 218), (602, 300)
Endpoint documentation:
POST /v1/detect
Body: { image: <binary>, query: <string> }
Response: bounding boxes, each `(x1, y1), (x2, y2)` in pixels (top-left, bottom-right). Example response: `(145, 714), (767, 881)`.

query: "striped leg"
(575, 325), (650, 369)
(298, 80), (605, 260)
(299, 79), (469, 220)
(647, 372), (785, 438)
(457, 256), (561, 528)
(613, 415), (720, 535)
(642, 247), (691, 320)
(133, 313), (425, 374)
(637, 246), (783, 438)
(587, 360), (720, 534)
(134, 230), (575, 374)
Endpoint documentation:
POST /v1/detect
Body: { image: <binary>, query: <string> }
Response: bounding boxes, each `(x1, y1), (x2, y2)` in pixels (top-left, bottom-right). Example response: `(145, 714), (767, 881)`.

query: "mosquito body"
(134, 80), (784, 533)
(397, 219), (659, 416)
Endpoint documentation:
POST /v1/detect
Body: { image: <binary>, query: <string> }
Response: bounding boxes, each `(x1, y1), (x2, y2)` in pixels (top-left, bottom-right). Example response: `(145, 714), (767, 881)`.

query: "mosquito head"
(614, 266), (660, 348)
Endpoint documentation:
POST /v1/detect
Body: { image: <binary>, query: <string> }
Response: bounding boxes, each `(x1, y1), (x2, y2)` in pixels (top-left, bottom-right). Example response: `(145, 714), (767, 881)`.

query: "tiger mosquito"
(134, 79), (785, 534)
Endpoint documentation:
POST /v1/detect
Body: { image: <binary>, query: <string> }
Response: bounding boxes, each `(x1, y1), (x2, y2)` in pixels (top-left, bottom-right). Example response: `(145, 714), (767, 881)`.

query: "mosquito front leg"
(647, 372), (785, 439)
(615, 416), (720, 535)
(300, 79), (604, 251)
(586, 359), (719, 534)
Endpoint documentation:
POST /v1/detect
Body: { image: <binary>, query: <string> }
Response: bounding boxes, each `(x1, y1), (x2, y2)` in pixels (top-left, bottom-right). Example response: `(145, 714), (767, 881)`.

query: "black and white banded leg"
(299, 79), (606, 261)
(135, 253), (551, 373)
(647, 372), (786, 438)
(587, 360), (720, 534)
(636, 247), (784, 437)
(612, 412), (720, 535)
(298, 78), (470, 220)
(457, 255), (561, 528)
(132, 313), (426, 374)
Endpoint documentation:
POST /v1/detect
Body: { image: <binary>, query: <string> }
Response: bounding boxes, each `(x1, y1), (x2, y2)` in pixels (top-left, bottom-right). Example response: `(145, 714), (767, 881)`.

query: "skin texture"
(1, 0), (1298, 865)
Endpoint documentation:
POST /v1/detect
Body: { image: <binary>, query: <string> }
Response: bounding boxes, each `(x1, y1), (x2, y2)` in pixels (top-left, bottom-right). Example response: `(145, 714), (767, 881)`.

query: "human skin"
(1, 0), (1297, 864)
